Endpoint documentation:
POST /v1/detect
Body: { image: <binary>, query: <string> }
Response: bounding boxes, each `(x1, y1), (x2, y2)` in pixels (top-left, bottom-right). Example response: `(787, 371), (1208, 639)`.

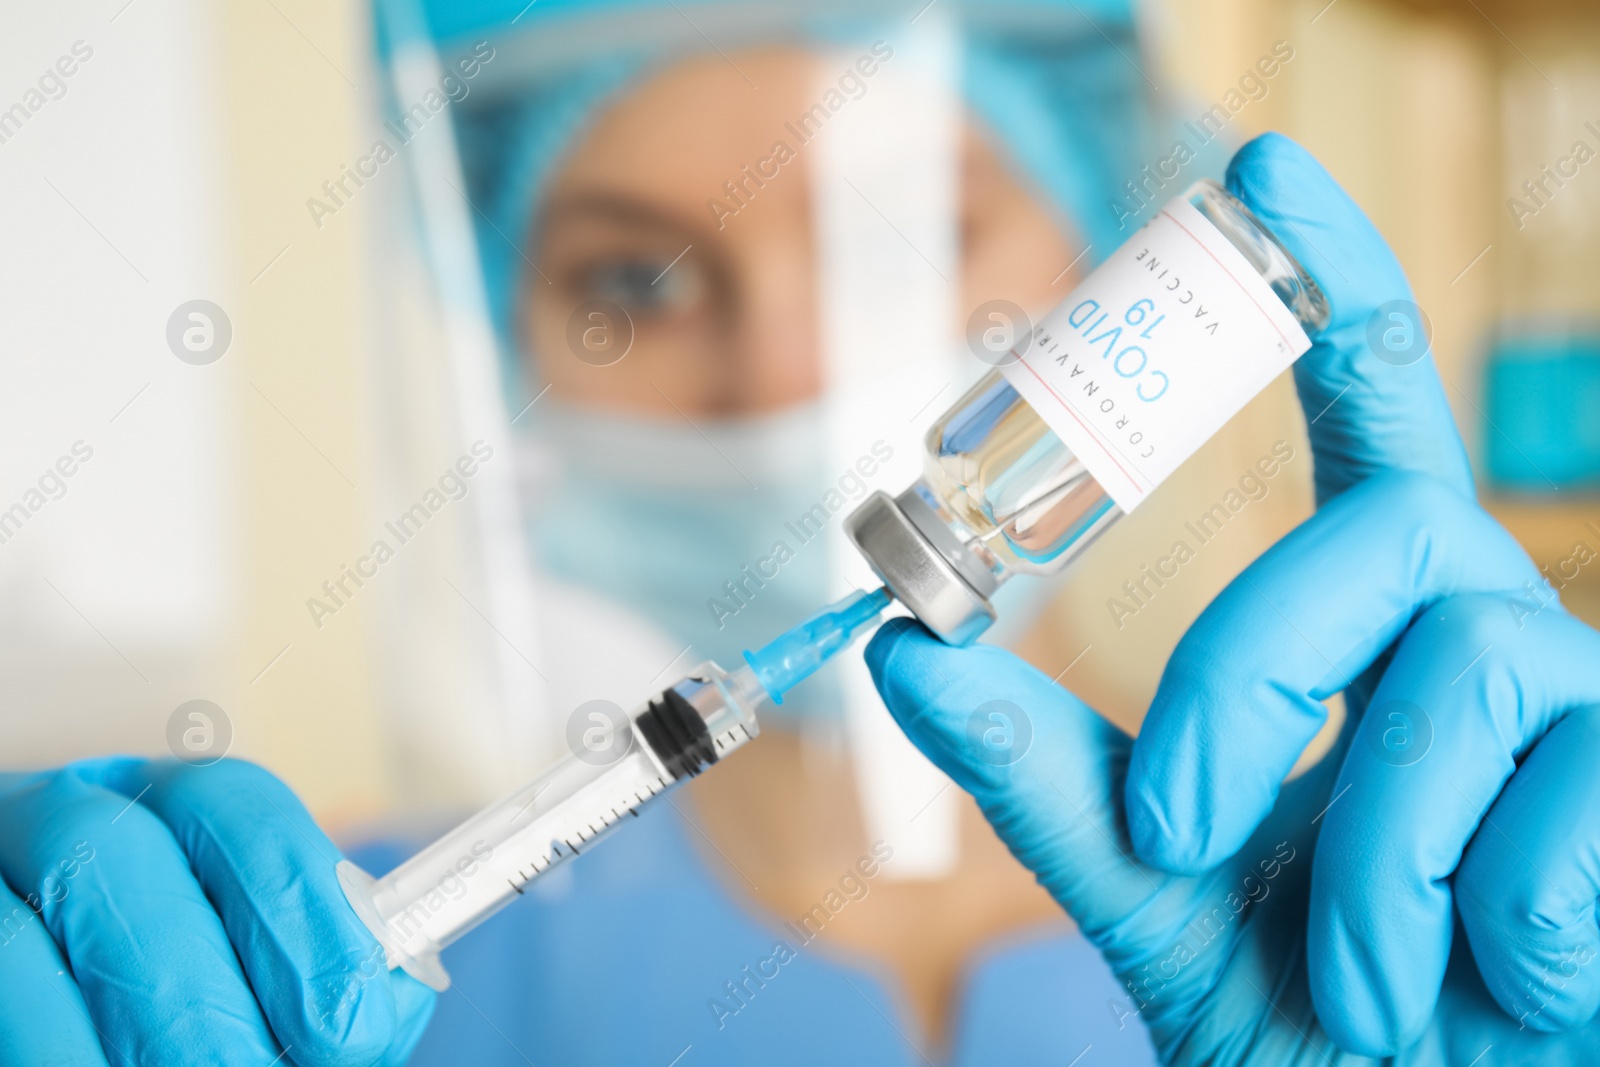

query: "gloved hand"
(0, 757), (435, 1065)
(867, 132), (1600, 1061)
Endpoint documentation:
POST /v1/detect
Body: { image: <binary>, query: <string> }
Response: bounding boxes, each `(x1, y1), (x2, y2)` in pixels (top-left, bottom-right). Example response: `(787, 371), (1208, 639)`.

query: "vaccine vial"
(845, 179), (1330, 645)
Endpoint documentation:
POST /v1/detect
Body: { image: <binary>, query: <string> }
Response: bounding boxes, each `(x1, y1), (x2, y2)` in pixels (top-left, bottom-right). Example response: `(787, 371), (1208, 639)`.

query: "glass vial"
(845, 179), (1330, 645)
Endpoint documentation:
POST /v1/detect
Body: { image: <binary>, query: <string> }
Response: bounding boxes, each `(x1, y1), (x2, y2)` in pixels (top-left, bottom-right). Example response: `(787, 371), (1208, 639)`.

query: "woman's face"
(525, 47), (1079, 419)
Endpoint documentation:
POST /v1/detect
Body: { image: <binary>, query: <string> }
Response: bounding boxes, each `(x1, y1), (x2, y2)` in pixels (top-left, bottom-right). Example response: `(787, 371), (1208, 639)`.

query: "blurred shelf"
(1378, 0), (1597, 20)
(1483, 495), (1600, 565)
(1484, 496), (1600, 630)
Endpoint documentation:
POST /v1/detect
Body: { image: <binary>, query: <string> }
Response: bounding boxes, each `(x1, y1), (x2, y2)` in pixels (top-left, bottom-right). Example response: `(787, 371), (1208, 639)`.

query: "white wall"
(0, 0), (235, 764)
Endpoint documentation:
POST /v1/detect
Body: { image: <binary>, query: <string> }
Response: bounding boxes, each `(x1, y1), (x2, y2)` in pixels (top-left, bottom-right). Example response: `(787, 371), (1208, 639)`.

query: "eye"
(582, 258), (701, 315)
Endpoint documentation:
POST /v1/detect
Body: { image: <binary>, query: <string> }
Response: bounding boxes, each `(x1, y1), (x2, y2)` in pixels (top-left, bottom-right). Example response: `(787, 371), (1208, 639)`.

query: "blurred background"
(2, 0), (1597, 835)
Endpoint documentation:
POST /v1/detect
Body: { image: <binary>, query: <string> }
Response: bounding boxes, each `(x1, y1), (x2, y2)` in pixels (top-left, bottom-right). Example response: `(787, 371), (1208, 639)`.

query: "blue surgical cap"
(376, 0), (1224, 392)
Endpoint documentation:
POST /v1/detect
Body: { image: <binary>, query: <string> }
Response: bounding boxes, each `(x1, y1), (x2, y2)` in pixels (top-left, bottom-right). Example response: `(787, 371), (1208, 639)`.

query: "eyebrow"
(538, 190), (712, 242)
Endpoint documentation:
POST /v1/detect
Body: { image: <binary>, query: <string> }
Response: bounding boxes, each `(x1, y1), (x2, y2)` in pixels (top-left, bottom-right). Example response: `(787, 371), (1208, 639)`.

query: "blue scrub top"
(354, 804), (1157, 1065)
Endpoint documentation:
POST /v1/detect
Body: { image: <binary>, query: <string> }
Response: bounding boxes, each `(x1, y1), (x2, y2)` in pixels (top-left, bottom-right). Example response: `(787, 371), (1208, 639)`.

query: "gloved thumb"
(1226, 132), (1473, 505)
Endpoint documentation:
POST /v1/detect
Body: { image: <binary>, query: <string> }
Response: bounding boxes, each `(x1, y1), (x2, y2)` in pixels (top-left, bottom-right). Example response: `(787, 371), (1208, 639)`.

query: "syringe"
(338, 587), (892, 991)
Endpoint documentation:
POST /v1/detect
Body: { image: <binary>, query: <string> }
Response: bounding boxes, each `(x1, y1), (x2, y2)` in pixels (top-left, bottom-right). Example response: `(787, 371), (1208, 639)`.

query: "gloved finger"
(1309, 597), (1600, 1055)
(86, 757), (430, 1066)
(866, 618), (1331, 1056)
(1458, 705), (1600, 1033)
(0, 765), (284, 1063)
(0, 878), (108, 1065)
(866, 618), (1166, 950)
(382, 974), (438, 1067)
(1226, 132), (1474, 504)
(1126, 472), (1540, 875)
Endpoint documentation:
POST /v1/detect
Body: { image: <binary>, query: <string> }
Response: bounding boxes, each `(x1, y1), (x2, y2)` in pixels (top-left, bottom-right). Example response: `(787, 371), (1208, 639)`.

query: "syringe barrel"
(338, 661), (761, 991)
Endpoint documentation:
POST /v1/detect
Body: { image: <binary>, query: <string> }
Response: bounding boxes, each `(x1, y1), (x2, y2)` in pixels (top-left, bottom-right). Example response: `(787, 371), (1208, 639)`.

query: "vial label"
(1000, 197), (1312, 511)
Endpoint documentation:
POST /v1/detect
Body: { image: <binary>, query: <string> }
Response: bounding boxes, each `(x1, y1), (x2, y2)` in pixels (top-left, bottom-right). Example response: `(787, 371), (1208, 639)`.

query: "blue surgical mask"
(519, 401), (852, 720)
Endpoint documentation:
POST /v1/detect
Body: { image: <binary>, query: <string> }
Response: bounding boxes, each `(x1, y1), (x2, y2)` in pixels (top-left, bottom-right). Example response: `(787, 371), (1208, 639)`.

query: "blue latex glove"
(0, 757), (435, 1065)
(867, 132), (1600, 1060)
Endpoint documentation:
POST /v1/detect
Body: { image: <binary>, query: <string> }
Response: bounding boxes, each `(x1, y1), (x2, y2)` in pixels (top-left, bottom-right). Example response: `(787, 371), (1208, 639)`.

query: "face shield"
(363, 0), (1208, 870)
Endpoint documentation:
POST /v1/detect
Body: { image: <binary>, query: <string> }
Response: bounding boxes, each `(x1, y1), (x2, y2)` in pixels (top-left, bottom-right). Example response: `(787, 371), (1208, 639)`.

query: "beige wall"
(214, 0), (391, 827)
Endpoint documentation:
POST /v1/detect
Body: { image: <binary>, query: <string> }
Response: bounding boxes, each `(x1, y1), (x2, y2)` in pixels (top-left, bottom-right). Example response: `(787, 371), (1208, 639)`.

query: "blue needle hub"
(742, 587), (893, 705)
